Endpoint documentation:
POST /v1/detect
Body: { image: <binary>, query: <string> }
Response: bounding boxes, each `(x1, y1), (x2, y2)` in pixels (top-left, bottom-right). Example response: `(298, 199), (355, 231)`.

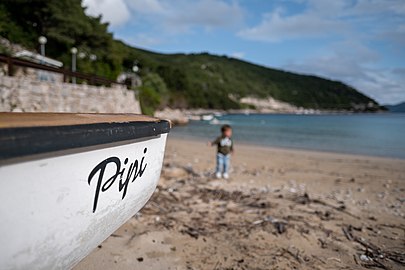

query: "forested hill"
(0, 0), (382, 112)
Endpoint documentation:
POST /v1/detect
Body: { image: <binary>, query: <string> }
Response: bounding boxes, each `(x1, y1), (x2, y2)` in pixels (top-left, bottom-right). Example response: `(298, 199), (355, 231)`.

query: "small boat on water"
(0, 113), (170, 269)
(201, 114), (214, 121)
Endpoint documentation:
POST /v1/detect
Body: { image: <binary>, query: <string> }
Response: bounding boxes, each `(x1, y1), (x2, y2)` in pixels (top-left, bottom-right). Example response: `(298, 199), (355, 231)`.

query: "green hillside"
(0, 0), (381, 112)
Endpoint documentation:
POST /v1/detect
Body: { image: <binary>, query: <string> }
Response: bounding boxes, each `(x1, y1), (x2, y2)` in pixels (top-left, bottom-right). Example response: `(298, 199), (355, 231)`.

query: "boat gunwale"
(0, 119), (170, 160)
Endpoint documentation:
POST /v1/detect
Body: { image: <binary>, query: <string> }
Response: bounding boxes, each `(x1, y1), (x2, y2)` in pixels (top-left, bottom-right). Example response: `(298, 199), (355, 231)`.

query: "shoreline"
(170, 132), (405, 161)
(155, 108), (392, 125)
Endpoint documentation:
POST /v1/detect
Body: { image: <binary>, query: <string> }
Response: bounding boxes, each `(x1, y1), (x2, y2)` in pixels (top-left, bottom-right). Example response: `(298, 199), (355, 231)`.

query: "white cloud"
(127, 0), (244, 33)
(165, 0), (244, 31)
(238, 0), (405, 43)
(349, 0), (405, 16)
(230, 51), (245, 59)
(238, 8), (347, 42)
(83, 0), (131, 27)
(126, 0), (165, 14)
(284, 40), (404, 104)
(84, 0), (245, 33)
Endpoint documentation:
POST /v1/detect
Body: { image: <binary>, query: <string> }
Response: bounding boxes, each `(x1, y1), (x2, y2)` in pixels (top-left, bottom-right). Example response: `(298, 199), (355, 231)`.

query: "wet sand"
(75, 137), (405, 269)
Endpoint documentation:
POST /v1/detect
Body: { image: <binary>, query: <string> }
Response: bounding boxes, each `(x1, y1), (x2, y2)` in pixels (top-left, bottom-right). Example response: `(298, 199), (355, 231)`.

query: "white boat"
(0, 113), (170, 269)
(210, 118), (220, 125)
(201, 114), (214, 121)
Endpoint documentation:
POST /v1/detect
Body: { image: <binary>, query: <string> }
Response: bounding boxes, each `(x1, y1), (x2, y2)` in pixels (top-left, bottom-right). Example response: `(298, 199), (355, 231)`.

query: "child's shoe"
(223, 173), (229, 179)
(215, 172), (222, 179)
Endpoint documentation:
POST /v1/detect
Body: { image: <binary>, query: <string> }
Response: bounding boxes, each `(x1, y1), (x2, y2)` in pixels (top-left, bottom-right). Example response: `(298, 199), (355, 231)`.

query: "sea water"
(171, 113), (405, 159)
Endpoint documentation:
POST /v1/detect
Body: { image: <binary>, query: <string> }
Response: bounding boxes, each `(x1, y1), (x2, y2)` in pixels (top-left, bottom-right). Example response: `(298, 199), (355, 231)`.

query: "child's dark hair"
(221, 124), (232, 133)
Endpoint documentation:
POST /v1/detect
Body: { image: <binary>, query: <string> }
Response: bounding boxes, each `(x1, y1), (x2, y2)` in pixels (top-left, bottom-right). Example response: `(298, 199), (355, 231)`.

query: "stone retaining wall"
(0, 75), (141, 113)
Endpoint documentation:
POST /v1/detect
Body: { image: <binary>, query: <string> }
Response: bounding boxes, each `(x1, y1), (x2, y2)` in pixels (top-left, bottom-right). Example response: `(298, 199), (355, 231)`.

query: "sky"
(83, 0), (405, 104)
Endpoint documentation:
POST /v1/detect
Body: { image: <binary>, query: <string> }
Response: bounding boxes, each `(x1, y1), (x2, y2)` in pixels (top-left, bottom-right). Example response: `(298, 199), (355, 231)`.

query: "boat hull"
(0, 134), (167, 269)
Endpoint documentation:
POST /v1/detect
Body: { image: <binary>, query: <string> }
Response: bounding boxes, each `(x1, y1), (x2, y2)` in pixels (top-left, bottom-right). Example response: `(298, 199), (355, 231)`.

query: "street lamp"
(38, 36), (47, 57)
(132, 65), (139, 73)
(131, 64), (140, 87)
(38, 36), (48, 64)
(71, 47), (78, 84)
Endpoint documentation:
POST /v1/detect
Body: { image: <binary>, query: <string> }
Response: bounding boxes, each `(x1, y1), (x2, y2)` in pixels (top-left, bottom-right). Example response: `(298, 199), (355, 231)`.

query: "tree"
(142, 73), (169, 108)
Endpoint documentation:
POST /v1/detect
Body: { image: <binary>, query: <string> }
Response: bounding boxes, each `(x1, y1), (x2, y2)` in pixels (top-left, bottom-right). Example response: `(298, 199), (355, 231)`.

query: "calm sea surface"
(171, 113), (405, 159)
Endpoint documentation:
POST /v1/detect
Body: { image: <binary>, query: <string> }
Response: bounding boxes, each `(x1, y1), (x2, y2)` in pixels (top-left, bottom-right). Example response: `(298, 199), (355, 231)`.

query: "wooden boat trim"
(0, 113), (171, 160)
(0, 112), (166, 128)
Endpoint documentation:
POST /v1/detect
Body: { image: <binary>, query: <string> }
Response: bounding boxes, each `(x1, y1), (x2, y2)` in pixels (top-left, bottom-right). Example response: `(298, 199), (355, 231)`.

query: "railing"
(0, 54), (126, 87)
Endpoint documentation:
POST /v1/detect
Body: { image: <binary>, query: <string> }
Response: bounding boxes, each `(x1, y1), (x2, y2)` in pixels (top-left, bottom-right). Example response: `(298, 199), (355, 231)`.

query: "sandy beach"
(75, 137), (405, 270)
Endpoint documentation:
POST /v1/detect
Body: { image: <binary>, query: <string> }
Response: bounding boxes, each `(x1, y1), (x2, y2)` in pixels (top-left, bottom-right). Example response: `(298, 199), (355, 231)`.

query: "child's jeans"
(216, 153), (230, 174)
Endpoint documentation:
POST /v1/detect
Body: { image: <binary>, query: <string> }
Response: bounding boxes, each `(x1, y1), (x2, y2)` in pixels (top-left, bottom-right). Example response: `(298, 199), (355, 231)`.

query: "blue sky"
(83, 0), (405, 104)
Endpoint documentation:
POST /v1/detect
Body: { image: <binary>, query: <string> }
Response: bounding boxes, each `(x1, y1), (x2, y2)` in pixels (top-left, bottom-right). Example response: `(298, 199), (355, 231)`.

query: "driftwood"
(294, 193), (359, 219)
(282, 247), (304, 264)
(342, 224), (405, 269)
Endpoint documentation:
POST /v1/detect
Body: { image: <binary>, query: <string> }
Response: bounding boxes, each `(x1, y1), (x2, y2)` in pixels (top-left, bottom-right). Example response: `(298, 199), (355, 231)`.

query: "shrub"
(138, 85), (160, 116)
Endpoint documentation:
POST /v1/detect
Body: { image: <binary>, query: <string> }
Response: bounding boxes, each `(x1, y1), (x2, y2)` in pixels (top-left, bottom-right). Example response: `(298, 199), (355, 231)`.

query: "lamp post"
(131, 64), (140, 88)
(71, 47), (78, 84)
(38, 36), (47, 67)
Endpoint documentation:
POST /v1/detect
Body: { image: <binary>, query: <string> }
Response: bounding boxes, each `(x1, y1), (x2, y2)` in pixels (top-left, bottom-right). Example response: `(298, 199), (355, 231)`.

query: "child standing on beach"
(209, 124), (234, 179)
